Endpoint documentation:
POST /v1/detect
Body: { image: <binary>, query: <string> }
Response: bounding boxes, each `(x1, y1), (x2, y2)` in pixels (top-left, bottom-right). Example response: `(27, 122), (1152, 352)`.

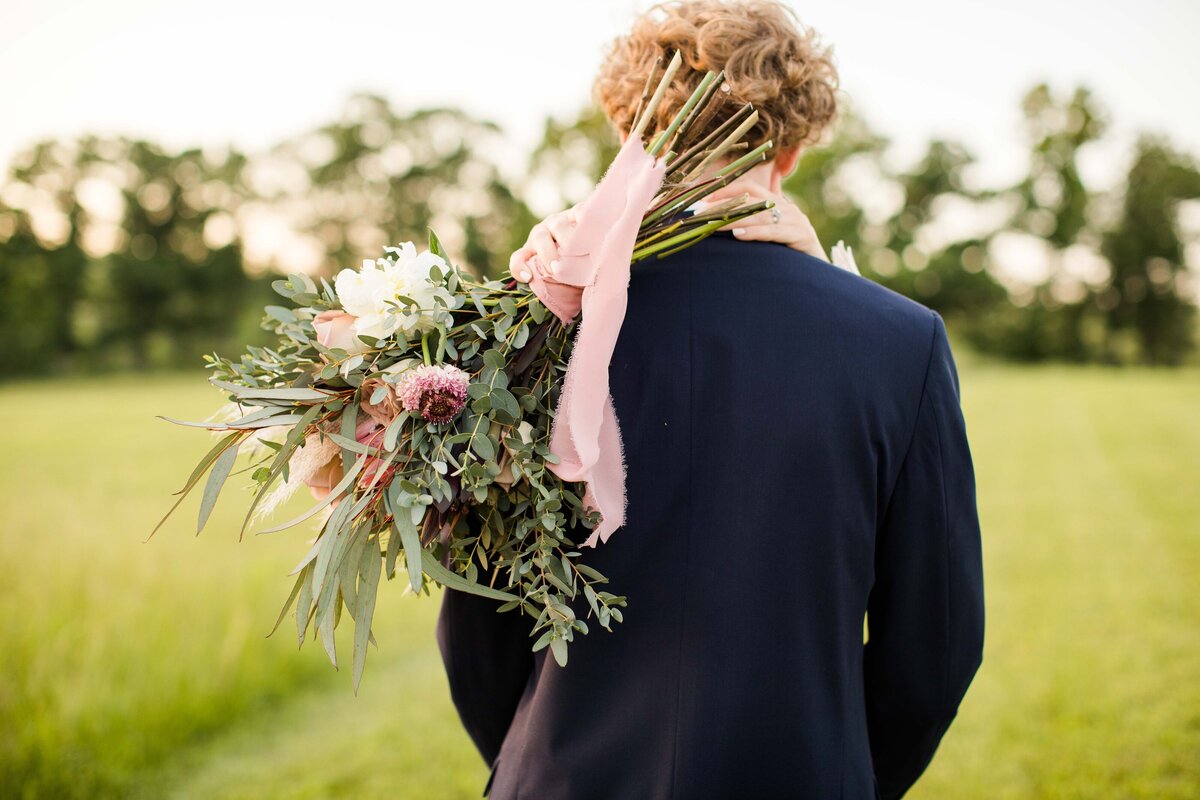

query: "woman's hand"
(698, 178), (826, 261)
(510, 182), (826, 280)
(510, 207), (579, 283)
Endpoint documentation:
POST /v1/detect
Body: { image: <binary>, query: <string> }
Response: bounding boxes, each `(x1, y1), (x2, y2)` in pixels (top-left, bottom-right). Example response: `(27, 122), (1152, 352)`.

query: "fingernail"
(550, 259), (561, 273)
(732, 228), (745, 236)
(516, 270), (530, 282)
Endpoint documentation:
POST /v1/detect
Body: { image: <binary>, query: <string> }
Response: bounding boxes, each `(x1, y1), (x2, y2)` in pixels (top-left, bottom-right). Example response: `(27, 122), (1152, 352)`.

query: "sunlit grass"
(914, 365), (1200, 799)
(0, 368), (1197, 798)
(0, 375), (484, 799)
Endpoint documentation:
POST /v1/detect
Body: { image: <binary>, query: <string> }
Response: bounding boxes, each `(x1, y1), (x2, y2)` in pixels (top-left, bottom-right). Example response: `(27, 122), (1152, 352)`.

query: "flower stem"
(631, 50), (683, 142)
(421, 332), (432, 366)
(648, 70), (718, 156)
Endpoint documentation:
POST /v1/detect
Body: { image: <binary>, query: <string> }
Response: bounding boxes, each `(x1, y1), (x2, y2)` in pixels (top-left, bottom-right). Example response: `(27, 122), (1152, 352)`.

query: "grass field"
(1, 367), (1197, 798)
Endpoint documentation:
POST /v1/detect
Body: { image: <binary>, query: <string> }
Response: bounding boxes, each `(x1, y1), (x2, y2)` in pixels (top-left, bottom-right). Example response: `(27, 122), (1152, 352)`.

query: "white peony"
(333, 242), (453, 342)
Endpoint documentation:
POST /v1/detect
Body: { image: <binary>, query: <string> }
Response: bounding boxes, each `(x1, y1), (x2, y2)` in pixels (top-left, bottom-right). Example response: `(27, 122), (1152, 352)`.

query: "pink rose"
(305, 419), (394, 501)
(355, 419), (396, 489)
(305, 456), (343, 502)
(360, 377), (402, 426)
(313, 310), (366, 354)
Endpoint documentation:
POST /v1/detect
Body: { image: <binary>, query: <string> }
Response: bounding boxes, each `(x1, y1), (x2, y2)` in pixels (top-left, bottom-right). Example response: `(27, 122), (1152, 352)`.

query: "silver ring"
(770, 208), (781, 224)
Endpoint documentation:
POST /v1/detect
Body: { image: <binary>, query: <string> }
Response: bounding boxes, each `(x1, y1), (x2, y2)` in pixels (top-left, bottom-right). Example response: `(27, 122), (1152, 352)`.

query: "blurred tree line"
(1, 87), (1197, 378)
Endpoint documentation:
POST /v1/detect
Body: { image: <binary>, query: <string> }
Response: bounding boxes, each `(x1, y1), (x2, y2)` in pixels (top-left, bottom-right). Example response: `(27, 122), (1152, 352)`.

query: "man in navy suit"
(438, 3), (984, 797)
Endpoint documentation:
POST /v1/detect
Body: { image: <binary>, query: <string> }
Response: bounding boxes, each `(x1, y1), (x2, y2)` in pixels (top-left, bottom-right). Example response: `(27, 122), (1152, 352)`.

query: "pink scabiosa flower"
(396, 364), (470, 425)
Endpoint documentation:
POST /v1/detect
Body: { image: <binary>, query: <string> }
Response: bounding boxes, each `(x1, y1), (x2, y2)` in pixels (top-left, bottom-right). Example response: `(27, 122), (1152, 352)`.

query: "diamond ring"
(770, 207), (781, 224)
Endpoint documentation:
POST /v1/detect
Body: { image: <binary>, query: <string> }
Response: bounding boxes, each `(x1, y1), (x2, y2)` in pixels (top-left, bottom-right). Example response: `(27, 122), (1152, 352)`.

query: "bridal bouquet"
(156, 53), (774, 687)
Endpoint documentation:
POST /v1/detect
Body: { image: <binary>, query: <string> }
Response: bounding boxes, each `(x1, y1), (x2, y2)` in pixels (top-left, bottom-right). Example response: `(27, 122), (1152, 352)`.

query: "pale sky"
(2, 0), (1198, 192)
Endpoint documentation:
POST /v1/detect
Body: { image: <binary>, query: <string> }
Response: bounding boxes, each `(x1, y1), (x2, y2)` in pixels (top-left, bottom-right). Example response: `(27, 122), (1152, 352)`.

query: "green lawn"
(1, 367), (1197, 798)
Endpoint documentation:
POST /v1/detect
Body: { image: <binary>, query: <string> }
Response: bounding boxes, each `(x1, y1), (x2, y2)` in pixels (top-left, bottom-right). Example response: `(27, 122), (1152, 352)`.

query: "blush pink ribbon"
(517, 138), (666, 546)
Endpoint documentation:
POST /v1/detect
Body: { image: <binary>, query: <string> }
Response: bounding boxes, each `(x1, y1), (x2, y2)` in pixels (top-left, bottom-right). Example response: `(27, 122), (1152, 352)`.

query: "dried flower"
(258, 431), (341, 516)
(396, 364), (470, 424)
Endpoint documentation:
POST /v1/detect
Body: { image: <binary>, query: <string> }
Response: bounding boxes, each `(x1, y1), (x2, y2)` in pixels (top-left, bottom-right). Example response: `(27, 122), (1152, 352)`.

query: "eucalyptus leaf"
(210, 379), (333, 402)
(296, 568), (315, 647)
(326, 433), (379, 456)
(419, 550), (519, 602)
(384, 527), (402, 580)
(339, 399), (359, 472)
(265, 305), (298, 324)
(196, 439), (239, 534)
(383, 412), (409, 451)
(319, 600), (338, 668)
(471, 435), (496, 461)
(352, 536), (382, 693)
(149, 431), (244, 540)
(268, 564), (310, 638)
(394, 509), (425, 594)
(549, 637), (569, 667)
(256, 455), (365, 535)
(158, 414), (305, 430)
(369, 384), (390, 406)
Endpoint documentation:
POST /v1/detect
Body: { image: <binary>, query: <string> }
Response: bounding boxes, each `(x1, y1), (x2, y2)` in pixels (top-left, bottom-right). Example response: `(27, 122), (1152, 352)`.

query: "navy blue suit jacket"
(437, 234), (985, 799)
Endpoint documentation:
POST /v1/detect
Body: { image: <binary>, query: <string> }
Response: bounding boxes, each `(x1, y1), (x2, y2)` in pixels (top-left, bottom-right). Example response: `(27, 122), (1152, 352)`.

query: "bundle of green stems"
(629, 50), (775, 263)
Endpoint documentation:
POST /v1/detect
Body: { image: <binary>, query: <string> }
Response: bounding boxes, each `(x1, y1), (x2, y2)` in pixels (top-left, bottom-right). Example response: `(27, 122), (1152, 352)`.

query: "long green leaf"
(148, 431), (242, 541)
(384, 527), (402, 580)
(394, 511), (425, 594)
(383, 412), (409, 451)
(319, 598), (338, 668)
(339, 400), (359, 473)
(197, 439), (240, 534)
(420, 550), (519, 602)
(353, 537), (382, 693)
(157, 414), (304, 430)
(314, 511), (373, 627)
(288, 536), (323, 576)
(225, 406), (283, 426)
(339, 530), (370, 618)
(313, 507), (355, 601)
(173, 431), (242, 497)
(211, 379), (335, 402)
(239, 403), (322, 539)
(268, 564), (310, 638)
(256, 454), (365, 535)
(296, 566), (315, 647)
(326, 433), (379, 456)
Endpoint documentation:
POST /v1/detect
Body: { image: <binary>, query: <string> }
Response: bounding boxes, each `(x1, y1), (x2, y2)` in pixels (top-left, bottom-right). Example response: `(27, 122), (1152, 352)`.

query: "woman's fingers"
(731, 217), (825, 260)
(698, 187), (776, 228)
(510, 246), (535, 283)
(735, 199), (781, 228)
(730, 223), (793, 241)
(702, 187), (827, 260)
(512, 206), (581, 283)
(545, 211), (575, 247)
(528, 225), (560, 275)
(695, 181), (758, 214)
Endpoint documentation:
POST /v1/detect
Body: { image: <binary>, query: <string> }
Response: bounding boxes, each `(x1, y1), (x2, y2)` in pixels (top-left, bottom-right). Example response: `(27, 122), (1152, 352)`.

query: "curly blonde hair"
(593, 0), (839, 154)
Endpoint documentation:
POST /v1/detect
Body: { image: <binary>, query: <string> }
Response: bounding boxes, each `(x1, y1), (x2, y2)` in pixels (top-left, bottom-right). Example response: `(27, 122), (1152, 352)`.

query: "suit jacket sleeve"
(436, 579), (534, 766)
(864, 312), (985, 800)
